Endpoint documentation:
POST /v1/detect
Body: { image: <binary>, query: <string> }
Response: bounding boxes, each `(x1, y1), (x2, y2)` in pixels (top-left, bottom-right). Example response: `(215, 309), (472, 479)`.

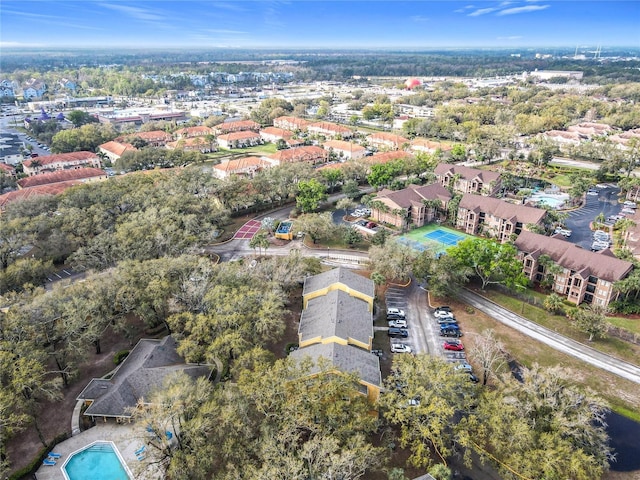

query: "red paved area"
(234, 219), (262, 239)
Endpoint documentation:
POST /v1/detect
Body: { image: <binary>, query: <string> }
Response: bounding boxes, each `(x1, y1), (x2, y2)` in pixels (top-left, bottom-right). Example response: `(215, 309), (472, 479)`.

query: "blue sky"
(1, 1), (638, 49)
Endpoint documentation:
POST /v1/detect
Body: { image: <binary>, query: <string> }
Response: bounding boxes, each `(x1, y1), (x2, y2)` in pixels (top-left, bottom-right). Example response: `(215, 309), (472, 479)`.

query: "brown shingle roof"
(459, 193), (546, 225)
(515, 231), (633, 282)
(434, 164), (500, 184)
(376, 183), (452, 209)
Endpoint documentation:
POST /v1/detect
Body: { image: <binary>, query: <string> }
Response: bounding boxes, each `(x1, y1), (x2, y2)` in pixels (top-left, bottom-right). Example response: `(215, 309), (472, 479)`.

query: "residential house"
(456, 194), (547, 242)
(265, 145), (327, 166)
(116, 130), (173, 147)
(364, 150), (413, 166)
(434, 164), (501, 196)
(298, 289), (373, 351)
(542, 130), (585, 145)
(22, 151), (102, 176)
(77, 336), (212, 422)
(307, 121), (354, 139)
(259, 126), (296, 143)
(17, 168), (107, 189)
(609, 128), (640, 149)
(174, 126), (214, 139)
(0, 79), (15, 98)
(213, 120), (260, 135)
(1, 181), (81, 212)
(99, 141), (137, 163)
(514, 231), (633, 307)
(0, 132), (24, 166)
(302, 267), (374, 311)
(410, 139), (452, 155)
(323, 140), (368, 160)
(212, 156), (270, 179)
(291, 268), (380, 403)
(567, 122), (613, 137)
(59, 78), (77, 92)
(22, 79), (47, 100)
(273, 116), (310, 132)
(166, 137), (216, 153)
(371, 183), (452, 229)
(217, 131), (262, 149)
(0, 163), (16, 176)
(367, 132), (409, 151)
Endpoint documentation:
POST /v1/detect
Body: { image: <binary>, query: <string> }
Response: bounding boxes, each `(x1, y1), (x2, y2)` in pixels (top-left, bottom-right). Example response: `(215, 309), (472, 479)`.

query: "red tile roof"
(308, 122), (353, 134)
(99, 141), (137, 157)
(365, 151), (412, 165)
(217, 131), (261, 141)
(18, 168), (106, 188)
(0, 181), (80, 210)
(117, 130), (173, 142)
(174, 126), (214, 137)
(323, 140), (367, 152)
(23, 151), (99, 168)
(0, 163), (15, 174)
(268, 146), (327, 163)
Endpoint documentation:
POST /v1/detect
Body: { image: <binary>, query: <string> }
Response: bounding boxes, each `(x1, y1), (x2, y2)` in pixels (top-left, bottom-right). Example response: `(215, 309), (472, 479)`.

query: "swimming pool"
(527, 193), (569, 209)
(63, 441), (131, 480)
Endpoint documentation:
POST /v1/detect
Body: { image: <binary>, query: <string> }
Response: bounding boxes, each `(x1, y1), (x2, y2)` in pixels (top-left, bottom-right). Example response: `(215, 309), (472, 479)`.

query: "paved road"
(457, 289), (640, 385)
(384, 281), (434, 356)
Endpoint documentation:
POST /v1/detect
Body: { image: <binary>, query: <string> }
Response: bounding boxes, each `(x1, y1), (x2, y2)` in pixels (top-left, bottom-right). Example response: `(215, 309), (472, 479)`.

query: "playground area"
(398, 224), (472, 254)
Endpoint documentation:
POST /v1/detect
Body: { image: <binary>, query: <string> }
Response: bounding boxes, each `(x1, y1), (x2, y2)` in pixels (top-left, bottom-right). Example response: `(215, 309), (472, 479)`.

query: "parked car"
(453, 362), (473, 373)
(593, 231), (609, 239)
(439, 323), (460, 332)
(387, 307), (405, 317)
(586, 190), (599, 196)
(366, 221), (377, 229)
(434, 310), (455, 319)
(440, 327), (462, 337)
(443, 339), (465, 351)
(468, 373), (480, 383)
(388, 327), (409, 338)
(435, 306), (451, 312)
(388, 319), (408, 328)
(623, 201), (636, 208)
(557, 229), (572, 237)
(390, 343), (412, 354)
(621, 208), (635, 215)
(436, 317), (457, 325)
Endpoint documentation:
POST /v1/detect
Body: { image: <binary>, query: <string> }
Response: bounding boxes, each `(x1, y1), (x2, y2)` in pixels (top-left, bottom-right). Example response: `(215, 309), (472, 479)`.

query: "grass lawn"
(437, 295), (640, 421)
(479, 289), (640, 366)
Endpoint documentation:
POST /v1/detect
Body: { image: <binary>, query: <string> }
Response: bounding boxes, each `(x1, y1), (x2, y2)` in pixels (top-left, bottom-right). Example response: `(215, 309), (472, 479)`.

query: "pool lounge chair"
(134, 445), (145, 456)
(48, 452), (62, 459)
(165, 431), (173, 440)
(42, 459), (57, 466)
(137, 453), (146, 461)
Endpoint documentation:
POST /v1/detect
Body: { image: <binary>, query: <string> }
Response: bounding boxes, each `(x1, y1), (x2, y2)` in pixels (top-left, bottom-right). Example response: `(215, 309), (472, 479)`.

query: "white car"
(387, 307), (406, 318)
(388, 319), (407, 328)
(557, 229), (572, 237)
(587, 191), (599, 196)
(390, 343), (412, 354)
(454, 362), (473, 373)
(623, 201), (636, 208)
(621, 208), (635, 215)
(434, 310), (455, 319)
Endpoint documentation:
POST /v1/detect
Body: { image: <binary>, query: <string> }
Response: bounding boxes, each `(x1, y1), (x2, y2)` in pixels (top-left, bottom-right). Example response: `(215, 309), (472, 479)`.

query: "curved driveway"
(457, 289), (640, 385)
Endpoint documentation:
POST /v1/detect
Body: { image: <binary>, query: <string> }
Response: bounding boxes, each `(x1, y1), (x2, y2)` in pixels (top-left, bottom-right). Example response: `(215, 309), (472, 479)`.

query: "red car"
(443, 339), (464, 351)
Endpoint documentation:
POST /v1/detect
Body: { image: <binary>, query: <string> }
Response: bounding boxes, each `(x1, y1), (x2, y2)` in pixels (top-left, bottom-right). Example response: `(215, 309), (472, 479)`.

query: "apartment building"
(514, 231), (633, 307)
(371, 183), (452, 229)
(456, 194), (547, 242)
(434, 164), (501, 196)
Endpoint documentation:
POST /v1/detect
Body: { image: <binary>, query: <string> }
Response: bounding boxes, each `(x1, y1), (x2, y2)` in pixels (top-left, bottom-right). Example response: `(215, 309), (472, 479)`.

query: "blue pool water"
(63, 442), (130, 480)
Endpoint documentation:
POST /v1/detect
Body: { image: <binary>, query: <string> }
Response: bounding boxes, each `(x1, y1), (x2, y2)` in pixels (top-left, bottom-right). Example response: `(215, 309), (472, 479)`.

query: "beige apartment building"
(434, 164), (501, 196)
(514, 231), (633, 307)
(456, 194), (547, 243)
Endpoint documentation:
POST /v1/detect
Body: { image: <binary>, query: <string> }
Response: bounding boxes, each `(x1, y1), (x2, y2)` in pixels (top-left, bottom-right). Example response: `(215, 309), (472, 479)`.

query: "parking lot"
(564, 184), (623, 250)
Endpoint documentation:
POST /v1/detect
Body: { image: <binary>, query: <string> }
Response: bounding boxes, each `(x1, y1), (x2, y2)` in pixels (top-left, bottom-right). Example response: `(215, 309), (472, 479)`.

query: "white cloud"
(100, 3), (165, 22)
(411, 15), (429, 22)
(206, 29), (247, 35)
(497, 4), (550, 15)
(497, 35), (523, 40)
(468, 7), (499, 16)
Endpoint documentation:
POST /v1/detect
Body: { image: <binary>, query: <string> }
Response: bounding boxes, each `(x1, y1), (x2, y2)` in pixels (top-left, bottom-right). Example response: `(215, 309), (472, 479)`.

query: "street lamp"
(515, 284), (527, 315)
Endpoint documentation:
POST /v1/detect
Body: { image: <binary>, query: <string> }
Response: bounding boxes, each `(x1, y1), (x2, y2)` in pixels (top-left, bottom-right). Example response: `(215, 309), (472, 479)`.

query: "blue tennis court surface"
(424, 229), (464, 246)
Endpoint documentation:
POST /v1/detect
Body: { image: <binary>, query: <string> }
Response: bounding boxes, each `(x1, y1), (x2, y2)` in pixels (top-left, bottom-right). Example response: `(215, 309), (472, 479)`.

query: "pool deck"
(35, 423), (162, 480)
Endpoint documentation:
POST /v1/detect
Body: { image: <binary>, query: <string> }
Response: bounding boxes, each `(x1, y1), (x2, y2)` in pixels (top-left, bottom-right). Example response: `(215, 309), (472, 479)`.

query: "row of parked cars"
(433, 306), (478, 382)
(386, 307), (413, 353)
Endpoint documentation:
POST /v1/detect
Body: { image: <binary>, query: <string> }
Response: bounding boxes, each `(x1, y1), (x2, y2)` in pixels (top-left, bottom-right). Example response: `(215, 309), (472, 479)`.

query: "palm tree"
(614, 218), (636, 248)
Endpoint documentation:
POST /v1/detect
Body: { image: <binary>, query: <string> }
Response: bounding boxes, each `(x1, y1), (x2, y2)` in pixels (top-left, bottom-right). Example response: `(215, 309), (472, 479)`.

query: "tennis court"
(399, 224), (472, 254)
(423, 229), (465, 246)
